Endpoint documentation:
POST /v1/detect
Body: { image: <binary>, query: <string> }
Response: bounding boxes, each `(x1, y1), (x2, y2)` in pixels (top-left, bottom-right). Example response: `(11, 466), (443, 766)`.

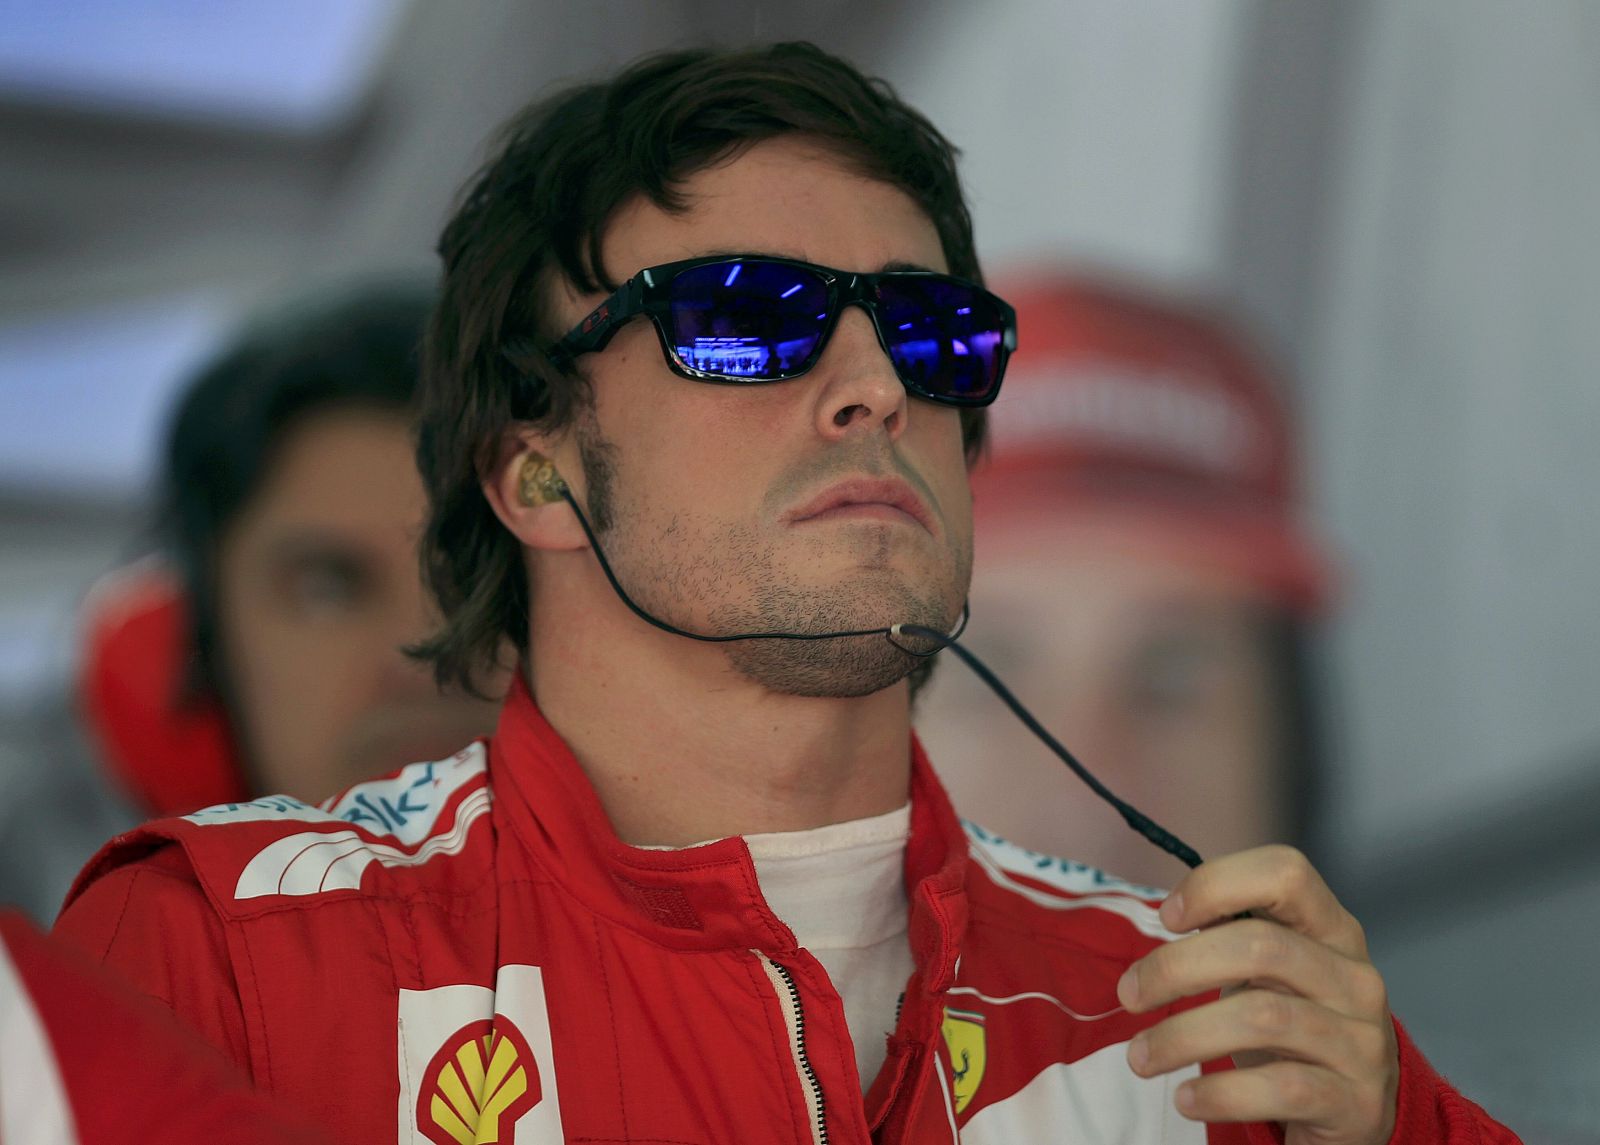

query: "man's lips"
(785, 477), (935, 533)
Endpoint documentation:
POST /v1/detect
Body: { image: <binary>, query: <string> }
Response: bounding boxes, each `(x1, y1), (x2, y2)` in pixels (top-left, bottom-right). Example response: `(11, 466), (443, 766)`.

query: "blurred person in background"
(109, 280), (508, 807)
(916, 271), (1328, 891)
(0, 282), (508, 919)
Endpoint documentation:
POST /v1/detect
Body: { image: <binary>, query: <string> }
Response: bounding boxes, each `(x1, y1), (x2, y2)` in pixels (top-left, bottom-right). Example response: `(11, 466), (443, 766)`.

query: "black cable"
(892, 624), (1204, 869)
(559, 484), (1203, 869)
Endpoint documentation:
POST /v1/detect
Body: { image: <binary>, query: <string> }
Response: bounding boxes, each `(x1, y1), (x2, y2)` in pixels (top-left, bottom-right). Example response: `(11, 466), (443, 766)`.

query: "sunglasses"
(549, 254), (1017, 408)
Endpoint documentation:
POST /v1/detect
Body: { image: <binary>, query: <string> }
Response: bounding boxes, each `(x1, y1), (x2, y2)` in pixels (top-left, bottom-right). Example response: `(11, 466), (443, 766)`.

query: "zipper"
(756, 952), (828, 1145)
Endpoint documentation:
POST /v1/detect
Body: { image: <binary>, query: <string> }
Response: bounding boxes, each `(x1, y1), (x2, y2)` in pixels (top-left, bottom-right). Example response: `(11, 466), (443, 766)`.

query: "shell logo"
(418, 1017), (541, 1145)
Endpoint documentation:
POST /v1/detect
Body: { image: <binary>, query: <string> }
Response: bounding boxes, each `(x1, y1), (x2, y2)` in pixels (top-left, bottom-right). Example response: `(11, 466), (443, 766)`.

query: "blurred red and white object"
(975, 270), (1331, 614)
(75, 560), (245, 817)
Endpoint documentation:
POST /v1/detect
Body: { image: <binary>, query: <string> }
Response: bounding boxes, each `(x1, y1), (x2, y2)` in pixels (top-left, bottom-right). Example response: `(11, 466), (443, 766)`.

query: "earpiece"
(517, 454), (568, 507)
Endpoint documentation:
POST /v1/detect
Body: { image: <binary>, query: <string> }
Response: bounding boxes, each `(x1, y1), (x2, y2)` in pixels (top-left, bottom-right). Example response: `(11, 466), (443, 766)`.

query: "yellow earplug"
(517, 454), (568, 506)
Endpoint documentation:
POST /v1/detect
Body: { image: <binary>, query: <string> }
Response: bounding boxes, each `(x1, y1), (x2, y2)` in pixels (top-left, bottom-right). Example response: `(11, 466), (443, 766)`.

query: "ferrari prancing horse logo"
(418, 1017), (540, 1145)
(941, 1006), (988, 1114)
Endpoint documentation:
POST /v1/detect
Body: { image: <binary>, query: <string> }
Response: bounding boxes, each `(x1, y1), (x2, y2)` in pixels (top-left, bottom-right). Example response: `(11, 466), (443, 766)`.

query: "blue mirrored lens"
(668, 261), (829, 378)
(877, 278), (1005, 400)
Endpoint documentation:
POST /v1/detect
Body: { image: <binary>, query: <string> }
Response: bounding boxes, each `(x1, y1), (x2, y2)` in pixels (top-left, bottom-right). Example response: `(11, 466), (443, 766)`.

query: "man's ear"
(482, 428), (589, 553)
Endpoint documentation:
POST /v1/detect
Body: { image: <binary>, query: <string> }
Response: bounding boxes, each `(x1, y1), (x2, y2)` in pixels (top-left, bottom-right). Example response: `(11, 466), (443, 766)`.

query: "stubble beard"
(576, 418), (970, 698)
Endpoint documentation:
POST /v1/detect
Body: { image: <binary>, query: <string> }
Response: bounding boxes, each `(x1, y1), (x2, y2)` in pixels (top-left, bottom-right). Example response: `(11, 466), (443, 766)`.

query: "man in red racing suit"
(58, 41), (1519, 1145)
(59, 679), (1515, 1144)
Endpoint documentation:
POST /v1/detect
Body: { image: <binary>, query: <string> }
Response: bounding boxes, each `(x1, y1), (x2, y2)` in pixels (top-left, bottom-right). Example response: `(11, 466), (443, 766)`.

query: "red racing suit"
(0, 910), (328, 1145)
(56, 679), (1517, 1144)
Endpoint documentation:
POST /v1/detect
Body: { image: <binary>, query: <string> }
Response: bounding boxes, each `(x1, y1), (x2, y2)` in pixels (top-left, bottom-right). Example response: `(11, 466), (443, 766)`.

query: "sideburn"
(575, 414), (619, 534)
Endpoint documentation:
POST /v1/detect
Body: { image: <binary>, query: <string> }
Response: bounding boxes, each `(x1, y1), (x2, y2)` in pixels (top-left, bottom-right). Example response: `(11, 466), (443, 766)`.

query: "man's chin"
(726, 630), (919, 698)
(720, 583), (961, 698)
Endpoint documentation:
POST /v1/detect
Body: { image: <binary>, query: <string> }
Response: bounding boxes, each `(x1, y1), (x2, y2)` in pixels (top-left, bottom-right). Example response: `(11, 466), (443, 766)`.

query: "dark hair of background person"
(412, 41), (992, 697)
(159, 280), (434, 710)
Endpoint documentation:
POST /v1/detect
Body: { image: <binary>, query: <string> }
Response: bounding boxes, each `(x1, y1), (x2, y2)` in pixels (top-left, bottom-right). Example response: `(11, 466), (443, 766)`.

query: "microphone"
(555, 482), (1205, 870)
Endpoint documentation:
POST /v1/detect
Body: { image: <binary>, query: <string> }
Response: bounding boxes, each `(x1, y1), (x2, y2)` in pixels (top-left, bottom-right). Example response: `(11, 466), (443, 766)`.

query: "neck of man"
(525, 551), (915, 848)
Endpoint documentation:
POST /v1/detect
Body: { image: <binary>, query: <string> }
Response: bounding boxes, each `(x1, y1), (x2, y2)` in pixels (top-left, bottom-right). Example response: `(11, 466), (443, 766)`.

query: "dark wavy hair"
(414, 42), (989, 693)
(161, 280), (433, 702)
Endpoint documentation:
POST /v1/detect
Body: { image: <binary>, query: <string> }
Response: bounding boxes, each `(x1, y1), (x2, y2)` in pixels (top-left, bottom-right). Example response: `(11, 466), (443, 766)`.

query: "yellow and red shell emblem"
(418, 1017), (541, 1145)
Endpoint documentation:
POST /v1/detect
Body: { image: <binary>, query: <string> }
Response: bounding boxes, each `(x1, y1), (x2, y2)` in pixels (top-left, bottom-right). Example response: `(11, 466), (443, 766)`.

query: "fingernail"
(1160, 892), (1184, 929)
(1116, 967), (1139, 1009)
(1126, 1035), (1149, 1074)
(1175, 1082), (1198, 1115)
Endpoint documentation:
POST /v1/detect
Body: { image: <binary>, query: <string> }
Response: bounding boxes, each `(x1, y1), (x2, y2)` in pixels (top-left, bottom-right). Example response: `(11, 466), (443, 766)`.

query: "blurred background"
(0, 1), (1595, 1140)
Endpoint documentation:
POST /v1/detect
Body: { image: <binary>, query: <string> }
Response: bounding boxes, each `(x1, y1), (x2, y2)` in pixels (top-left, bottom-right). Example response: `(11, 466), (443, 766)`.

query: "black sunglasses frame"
(549, 254), (1017, 409)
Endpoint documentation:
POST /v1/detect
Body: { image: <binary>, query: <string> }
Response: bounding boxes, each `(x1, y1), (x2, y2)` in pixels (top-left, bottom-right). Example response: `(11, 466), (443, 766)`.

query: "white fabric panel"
(961, 1038), (1204, 1145)
(0, 936), (79, 1145)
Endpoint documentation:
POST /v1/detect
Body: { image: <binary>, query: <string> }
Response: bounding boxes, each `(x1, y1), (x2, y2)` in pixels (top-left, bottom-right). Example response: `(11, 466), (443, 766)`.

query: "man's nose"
(811, 308), (909, 443)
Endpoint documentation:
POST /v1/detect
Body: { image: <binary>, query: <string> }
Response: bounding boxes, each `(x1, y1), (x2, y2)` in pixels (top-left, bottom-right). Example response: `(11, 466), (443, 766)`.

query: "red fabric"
(55, 679), (1510, 1144)
(75, 561), (247, 816)
(0, 909), (327, 1145)
(977, 270), (1332, 614)
(1385, 1019), (1523, 1144)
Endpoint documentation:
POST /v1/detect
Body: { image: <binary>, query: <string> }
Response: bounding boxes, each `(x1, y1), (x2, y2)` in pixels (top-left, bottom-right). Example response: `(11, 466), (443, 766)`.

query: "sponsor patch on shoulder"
(963, 821), (1179, 942)
(183, 792), (323, 827)
(322, 747), (488, 847)
(182, 745), (492, 900)
(184, 745), (486, 843)
(962, 821), (1166, 900)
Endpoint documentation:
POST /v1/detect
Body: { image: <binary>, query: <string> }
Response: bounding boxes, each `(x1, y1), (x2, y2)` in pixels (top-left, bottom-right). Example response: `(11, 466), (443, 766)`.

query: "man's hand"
(1117, 846), (1400, 1145)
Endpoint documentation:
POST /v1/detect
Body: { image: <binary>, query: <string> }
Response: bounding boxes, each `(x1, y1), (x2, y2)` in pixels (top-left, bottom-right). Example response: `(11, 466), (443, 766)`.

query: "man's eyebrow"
(879, 259), (938, 274)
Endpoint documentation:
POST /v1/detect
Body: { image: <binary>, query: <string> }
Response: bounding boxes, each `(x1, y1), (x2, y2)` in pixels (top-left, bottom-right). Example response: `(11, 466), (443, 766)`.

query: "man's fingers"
(1130, 848), (1400, 1144)
(1161, 845), (1367, 959)
(1172, 1060), (1381, 1131)
(1127, 989), (1392, 1082)
(1119, 918), (1388, 1019)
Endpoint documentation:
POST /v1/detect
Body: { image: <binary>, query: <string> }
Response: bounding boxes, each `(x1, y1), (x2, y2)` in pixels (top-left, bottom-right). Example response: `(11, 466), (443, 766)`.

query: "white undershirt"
(742, 804), (915, 1091)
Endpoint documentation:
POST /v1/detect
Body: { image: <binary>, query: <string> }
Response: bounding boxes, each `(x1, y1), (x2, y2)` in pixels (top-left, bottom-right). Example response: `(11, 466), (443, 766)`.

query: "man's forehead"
(670, 248), (942, 275)
(590, 140), (950, 287)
